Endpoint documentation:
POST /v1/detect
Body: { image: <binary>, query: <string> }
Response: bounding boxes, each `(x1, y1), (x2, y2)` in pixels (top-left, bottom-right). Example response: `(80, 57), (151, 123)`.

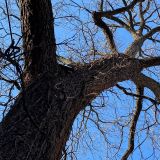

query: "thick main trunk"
(0, 72), (86, 160)
(20, 0), (57, 83)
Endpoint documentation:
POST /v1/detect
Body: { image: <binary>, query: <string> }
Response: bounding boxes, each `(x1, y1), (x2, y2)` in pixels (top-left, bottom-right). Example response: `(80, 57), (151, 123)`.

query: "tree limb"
(132, 73), (160, 101)
(92, 11), (118, 54)
(116, 84), (157, 104)
(122, 0), (134, 30)
(73, 55), (160, 104)
(125, 26), (160, 57)
(121, 86), (144, 160)
(96, 0), (145, 17)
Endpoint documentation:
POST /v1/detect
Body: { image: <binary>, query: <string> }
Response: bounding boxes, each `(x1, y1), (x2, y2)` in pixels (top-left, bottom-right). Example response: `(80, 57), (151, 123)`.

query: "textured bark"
(0, 71), (87, 160)
(19, 0), (57, 83)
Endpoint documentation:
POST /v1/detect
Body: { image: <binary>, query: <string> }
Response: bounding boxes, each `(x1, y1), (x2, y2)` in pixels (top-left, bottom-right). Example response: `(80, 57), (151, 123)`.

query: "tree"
(0, 0), (160, 159)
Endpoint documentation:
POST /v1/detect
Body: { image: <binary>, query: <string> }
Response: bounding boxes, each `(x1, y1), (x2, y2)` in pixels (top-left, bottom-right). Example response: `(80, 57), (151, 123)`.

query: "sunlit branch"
(125, 26), (160, 57)
(138, 2), (145, 35)
(122, 0), (134, 30)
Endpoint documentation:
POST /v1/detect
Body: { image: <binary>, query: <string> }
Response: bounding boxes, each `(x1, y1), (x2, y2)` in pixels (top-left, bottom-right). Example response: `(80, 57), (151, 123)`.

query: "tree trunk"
(0, 70), (88, 160)
(20, 0), (57, 84)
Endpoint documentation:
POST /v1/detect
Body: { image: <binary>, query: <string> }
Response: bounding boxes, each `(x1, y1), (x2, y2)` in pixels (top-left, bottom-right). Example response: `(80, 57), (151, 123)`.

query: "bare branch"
(92, 12), (118, 54)
(122, 0), (134, 30)
(82, 55), (141, 98)
(143, 26), (160, 40)
(98, 0), (104, 11)
(121, 86), (144, 160)
(96, 0), (145, 17)
(116, 84), (157, 104)
(140, 56), (160, 68)
(105, 15), (133, 32)
(125, 27), (160, 57)
(132, 73), (160, 101)
(77, 54), (160, 103)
